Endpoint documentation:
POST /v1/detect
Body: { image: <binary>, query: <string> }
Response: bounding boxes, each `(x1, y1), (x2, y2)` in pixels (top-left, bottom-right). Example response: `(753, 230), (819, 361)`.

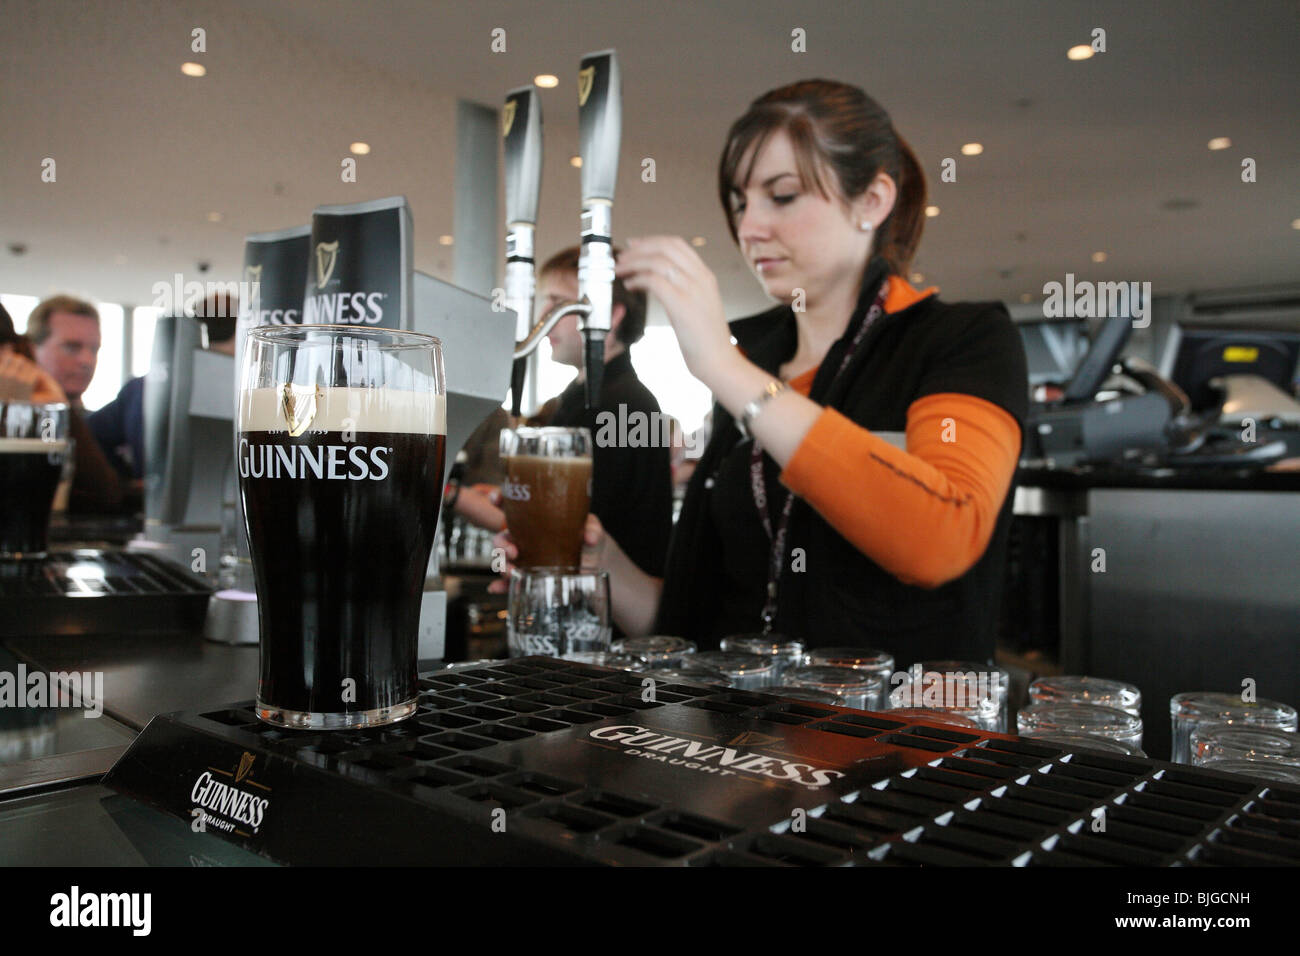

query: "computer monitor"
(141, 314), (235, 552)
(1163, 326), (1300, 411)
(1016, 318), (1088, 386)
(1061, 314), (1134, 404)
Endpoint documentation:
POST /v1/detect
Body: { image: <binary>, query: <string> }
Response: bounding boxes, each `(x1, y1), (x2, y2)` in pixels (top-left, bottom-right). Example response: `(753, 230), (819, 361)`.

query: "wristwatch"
(736, 379), (788, 440)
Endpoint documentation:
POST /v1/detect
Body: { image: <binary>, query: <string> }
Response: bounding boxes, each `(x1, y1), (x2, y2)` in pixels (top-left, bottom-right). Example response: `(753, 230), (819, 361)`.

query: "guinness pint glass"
(0, 401), (70, 560)
(239, 326), (445, 729)
(499, 426), (592, 568)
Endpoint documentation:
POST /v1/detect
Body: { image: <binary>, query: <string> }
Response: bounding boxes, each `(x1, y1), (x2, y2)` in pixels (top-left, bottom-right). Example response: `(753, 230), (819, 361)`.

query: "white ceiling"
(1, 0), (1297, 322)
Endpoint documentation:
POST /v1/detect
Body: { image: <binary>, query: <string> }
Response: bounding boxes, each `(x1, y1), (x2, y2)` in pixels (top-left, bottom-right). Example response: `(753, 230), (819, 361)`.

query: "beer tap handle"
(576, 50), (621, 410)
(503, 85), (543, 418)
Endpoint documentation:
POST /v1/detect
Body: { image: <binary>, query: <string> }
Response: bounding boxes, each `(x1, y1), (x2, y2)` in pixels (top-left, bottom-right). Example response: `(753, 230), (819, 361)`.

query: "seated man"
(27, 295), (138, 514)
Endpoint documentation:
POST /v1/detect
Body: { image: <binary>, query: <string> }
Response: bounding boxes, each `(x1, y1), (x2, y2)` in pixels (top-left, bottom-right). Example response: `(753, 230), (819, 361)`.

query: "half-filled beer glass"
(499, 426), (592, 568)
(239, 326), (445, 729)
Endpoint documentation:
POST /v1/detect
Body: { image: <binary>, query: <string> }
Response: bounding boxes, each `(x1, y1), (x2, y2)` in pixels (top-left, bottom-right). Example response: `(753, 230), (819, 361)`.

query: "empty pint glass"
(507, 567), (611, 659)
(0, 401), (70, 560)
(499, 426), (592, 569)
(239, 326), (446, 729)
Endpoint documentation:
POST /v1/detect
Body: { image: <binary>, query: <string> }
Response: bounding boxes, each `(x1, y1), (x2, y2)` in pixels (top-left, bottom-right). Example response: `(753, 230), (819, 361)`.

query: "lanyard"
(749, 281), (889, 633)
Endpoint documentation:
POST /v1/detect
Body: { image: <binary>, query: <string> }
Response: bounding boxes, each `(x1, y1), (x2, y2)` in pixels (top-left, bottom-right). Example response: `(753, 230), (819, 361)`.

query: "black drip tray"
(0, 550), (211, 636)
(101, 656), (1300, 866)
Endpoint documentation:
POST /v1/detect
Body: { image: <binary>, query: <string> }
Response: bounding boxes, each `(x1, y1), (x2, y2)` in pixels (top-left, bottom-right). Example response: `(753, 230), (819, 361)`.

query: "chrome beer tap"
(511, 50), (622, 411)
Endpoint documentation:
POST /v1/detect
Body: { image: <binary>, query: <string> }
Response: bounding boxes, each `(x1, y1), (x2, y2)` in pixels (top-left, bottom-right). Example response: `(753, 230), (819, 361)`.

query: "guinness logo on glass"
(280, 384), (320, 437)
(315, 240), (340, 289)
(502, 98), (517, 137)
(578, 65), (595, 106)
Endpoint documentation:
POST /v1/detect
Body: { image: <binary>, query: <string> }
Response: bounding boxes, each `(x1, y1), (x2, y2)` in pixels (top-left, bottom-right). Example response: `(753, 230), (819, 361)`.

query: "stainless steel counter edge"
(0, 744), (128, 798)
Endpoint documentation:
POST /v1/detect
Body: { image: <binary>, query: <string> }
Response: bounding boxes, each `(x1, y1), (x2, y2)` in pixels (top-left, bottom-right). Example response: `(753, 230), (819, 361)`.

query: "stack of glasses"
(888, 661), (1010, 733)
(1170, 692), (1298, 776)
(1019, 675), (1147, 756)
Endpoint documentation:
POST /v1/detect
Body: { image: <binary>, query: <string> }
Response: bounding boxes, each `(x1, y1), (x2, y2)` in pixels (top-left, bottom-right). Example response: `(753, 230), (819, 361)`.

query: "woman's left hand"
(615, 237), (737, 388)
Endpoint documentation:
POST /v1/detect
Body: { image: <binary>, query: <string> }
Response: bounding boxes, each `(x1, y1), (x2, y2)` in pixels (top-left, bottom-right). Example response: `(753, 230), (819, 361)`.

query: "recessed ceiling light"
(690, 237), (706, 247)
(350, 142), (371, 155)
(1207, 137), (1231, 151)
(960, 143), (983, 156)
(1292, 219), (1300, 230)
(438, 235), (454, 246)
(180, 62), (206, 77)
(570, 155), (582, 168)
(206, 211), (223, 223)
(925, 206), (940, 217)
(534, 74), (558, 88)
(1091, 251), (1107, 263)
(1067, 45), (1093, 61)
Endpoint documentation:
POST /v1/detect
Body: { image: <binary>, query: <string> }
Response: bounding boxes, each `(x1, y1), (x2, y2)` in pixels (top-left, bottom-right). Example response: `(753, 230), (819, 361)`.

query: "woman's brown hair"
(718, 79), (927, 277)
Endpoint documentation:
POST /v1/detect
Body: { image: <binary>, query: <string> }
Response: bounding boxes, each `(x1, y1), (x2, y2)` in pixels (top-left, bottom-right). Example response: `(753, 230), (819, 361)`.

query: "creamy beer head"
(239, 385), (445, 436)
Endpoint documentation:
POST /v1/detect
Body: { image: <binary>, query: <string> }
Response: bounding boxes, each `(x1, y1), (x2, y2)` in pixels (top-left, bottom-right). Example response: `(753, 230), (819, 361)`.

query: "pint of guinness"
(0, 401), (69, 560)
(499, 427), (592, 569)
(238, 326), (445, 729)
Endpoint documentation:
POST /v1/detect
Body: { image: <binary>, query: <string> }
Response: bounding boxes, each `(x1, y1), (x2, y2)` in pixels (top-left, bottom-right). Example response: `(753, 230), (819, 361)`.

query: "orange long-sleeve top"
(778, 369), (1022, 591)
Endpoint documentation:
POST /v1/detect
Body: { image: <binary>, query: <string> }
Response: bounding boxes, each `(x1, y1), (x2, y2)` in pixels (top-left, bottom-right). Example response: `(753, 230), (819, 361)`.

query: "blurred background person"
(26, 294), (137, 514)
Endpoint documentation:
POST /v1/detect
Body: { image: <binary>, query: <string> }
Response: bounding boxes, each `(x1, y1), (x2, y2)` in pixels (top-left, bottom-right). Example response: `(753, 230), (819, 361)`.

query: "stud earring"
(859, 221), (873, 234)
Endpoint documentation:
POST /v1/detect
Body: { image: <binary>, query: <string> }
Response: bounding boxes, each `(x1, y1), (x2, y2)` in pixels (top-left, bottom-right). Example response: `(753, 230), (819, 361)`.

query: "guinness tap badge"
(315, 240), (340, 289)
(281, 383), (319, 437)
(578, 65), (595, 106)
(502, 98), (517, 137)
(235, 751), (256, 783)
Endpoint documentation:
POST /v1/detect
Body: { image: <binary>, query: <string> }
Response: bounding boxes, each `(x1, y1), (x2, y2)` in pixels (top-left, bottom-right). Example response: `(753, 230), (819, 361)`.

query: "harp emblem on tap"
(502, 98), (517, 137)
(578, 65), (595, 106)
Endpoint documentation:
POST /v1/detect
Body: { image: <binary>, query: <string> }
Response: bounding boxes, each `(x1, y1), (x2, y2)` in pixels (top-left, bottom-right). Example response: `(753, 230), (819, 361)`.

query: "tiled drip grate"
(122, 657), (1300, 866)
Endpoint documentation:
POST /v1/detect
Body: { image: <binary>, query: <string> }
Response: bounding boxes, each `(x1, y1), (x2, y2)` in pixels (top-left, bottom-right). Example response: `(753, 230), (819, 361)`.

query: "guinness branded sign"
(304, 196), (412, 330)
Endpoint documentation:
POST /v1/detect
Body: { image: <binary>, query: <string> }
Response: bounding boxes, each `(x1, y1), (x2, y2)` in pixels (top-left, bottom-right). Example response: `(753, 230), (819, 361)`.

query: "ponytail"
(875, 134), (926, 277)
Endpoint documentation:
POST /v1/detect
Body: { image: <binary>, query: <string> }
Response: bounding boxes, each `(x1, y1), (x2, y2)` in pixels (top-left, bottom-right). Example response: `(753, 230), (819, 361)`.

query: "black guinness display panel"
(101, 658), (1300, 866)
(304, 196), (413, 330)
(240, 225), (312, 329)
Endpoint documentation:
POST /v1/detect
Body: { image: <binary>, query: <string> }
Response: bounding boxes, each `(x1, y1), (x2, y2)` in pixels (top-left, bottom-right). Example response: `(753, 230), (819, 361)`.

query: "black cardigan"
(654, 260), (1029, 665)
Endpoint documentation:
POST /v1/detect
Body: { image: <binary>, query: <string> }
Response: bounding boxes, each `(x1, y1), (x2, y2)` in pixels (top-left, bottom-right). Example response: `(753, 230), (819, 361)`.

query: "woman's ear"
(853, 171), (898, 230)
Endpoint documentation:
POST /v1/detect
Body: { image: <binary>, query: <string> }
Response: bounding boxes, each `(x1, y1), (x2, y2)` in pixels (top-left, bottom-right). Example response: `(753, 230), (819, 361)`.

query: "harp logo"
(727, 731), (782, 748)
(235, 751), (256, 783)
(578, 65), (595, 106)
(315, 240), (340, 289)
(502, 98), (517, 137)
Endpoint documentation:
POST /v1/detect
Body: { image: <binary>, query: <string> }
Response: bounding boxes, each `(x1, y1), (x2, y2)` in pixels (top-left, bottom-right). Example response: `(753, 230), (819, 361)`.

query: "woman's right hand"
(486, 513), (608, 594)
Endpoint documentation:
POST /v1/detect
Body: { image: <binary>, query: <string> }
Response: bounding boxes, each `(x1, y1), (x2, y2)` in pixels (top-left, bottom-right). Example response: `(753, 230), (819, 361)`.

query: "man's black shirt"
(550, 350), (673, 577)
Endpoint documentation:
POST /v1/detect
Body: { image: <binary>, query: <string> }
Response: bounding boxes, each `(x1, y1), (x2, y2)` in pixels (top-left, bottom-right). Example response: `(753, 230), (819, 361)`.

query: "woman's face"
(729, 130), (882, 309)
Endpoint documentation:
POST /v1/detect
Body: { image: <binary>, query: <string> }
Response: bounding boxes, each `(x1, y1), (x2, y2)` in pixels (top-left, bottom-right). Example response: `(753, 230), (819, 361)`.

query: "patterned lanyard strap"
(749, 281), (889, 633)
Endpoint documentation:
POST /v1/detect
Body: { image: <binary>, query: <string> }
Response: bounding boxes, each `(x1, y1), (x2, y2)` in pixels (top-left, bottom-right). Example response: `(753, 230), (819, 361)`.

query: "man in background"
(534, 246), (673, 578)
(27, 295), (136, 514)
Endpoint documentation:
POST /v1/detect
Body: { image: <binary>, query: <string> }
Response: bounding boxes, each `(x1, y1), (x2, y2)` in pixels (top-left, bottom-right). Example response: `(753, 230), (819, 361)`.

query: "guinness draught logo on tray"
(190, 751), (272, 835)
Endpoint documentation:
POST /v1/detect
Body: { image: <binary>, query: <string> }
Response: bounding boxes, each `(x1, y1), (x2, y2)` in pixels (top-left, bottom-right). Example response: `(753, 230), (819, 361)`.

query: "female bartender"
(503, 80), (1028, 664)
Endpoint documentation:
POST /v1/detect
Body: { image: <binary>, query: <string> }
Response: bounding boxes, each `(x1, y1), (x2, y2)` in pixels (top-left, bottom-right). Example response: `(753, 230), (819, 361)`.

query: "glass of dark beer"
(498, 426), (592, 568)
(238, 326), (446, 729)
(0, 401), (70, 560)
